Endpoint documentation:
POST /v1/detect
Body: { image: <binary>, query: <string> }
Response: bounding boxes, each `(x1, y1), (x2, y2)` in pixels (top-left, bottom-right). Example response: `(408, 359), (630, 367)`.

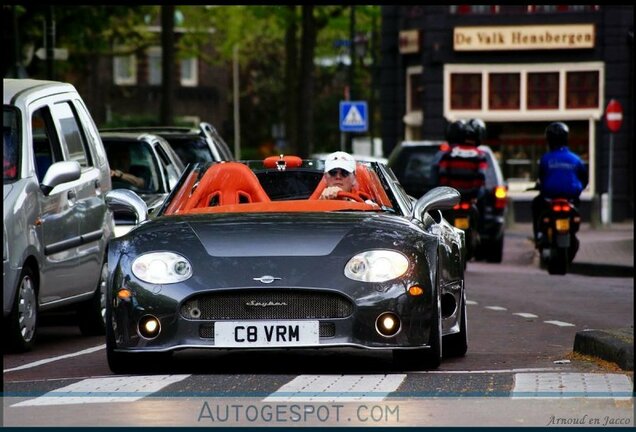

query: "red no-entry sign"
(605, 99), (623, 133)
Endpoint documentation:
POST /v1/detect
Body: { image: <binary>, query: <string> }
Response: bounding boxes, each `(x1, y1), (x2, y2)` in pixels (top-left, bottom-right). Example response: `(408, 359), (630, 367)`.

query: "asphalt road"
(3, 228), (634, 427)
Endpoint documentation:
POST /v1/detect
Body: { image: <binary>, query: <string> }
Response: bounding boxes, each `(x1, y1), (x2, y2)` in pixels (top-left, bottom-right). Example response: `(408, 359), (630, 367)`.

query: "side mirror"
(40, 161), (81, 196)
(105, 189), (149, 225)
(411, 186), (460, 220)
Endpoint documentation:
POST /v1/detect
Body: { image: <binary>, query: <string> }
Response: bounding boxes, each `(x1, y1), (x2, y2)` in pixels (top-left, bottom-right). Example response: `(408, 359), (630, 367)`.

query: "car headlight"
(132, 252), (192, 284)
(344, 250), (409, 282)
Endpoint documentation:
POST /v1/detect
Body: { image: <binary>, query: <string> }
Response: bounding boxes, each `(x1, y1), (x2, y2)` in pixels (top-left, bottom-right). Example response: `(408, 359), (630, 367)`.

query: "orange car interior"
(166, 159), (392, 215)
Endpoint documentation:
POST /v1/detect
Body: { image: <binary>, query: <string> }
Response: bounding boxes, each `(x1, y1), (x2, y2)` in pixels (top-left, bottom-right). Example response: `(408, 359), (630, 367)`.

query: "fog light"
(375, 312), (401, 337)
(138, 315), (161, 339)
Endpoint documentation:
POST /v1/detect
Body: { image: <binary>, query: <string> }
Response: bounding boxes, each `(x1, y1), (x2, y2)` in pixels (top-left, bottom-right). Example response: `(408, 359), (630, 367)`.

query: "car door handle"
(67, 190), (76, 201)
(94, 179), (101, 189)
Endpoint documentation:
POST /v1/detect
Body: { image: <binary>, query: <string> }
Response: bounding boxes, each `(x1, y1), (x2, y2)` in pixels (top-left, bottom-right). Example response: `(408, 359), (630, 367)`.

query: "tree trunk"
(160, 5), (175, 125)
(298, 6), (317, 158)
(284, 6), (298, 155)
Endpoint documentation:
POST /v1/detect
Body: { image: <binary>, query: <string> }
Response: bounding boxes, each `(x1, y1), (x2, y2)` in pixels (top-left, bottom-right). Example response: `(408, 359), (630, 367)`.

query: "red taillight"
(440, 142), (451, 152)
(453, 203), (460, 210)
(494, 186), (507, 209)
(552, 204), (562, 212)
(460, 202), (471, 210)
(552, 204), (571, 212)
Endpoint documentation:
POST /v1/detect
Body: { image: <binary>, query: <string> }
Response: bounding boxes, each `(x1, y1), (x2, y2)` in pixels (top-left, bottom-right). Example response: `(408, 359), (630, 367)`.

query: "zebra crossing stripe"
(11, 375), (190, 407)
(263, 374), (407, 402)
(512, 373), (633, 399)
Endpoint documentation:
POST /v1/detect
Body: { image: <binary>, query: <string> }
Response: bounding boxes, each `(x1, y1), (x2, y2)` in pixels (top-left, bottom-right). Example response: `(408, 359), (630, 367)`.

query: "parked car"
(100, 131), (186, 237)
(387, 140), (508, 262)
(3, 78), (114, 351)
(103, 157), (466, 373)
(101, 122), (234, 165)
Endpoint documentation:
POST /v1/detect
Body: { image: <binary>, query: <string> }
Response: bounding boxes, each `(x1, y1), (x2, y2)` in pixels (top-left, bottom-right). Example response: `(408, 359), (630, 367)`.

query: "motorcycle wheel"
(548, 247), (569, 275)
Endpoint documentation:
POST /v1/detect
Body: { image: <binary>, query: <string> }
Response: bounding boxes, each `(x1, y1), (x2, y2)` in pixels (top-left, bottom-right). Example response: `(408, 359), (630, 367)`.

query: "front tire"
(393, 302), (442, 371)
(443, 294), (468, 358)
(7, 267), (38, 352)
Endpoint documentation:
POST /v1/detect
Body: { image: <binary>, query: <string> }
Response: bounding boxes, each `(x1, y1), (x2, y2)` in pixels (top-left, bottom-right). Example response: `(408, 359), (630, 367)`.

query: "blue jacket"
(539, 147), (588, 199)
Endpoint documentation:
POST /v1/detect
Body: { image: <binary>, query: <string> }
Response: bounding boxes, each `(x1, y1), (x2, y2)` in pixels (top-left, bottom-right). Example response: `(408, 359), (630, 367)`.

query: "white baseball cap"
(324, 151), (356, 173)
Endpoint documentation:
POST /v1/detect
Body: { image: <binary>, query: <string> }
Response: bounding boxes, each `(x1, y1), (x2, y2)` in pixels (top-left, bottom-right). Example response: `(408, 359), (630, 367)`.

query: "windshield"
(3, 107), (20, 182)
(160, 159), (398, 216)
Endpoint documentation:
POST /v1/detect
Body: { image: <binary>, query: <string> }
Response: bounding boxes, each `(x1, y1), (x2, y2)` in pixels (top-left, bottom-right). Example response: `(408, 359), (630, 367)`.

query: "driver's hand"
(319, 186), (342, 200)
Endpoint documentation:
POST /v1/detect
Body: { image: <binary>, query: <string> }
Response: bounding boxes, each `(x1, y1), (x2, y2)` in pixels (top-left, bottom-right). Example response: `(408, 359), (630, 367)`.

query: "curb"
(569, 262), (634, 278)
(573, 327), (634, 371)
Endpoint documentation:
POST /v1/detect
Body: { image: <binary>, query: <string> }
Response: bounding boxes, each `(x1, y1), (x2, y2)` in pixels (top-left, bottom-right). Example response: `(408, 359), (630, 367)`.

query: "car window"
(52, 101), (91, 168)
(32, 106), (64, 183)
(155, 141), (181, 189)
(167, 136), (214, 164)
(104, 139), (162, 193)
(3, 107), (20, 182)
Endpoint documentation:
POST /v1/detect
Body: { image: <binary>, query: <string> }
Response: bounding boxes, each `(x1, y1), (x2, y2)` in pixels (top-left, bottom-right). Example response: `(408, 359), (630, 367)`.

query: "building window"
(488, 73), (520, 110)
(566, 71), (599, 109)
(113, 53), (137, 86)
(527, 72), (559, 109)
(147, 46), (162, 86)
(450, 73), (481, 110)
(180, 57), (198, 87)
(451, 5), (499, 14)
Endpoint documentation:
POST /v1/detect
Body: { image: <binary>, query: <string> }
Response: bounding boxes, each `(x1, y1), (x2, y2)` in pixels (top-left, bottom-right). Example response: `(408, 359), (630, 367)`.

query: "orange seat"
(183, 162), (271, 212)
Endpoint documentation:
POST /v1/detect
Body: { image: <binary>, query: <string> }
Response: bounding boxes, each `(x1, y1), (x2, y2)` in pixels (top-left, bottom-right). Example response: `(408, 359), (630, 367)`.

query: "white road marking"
(3, 344), (106, 373)
(484, 306), (507, 311)
(513, 313), (539, 319)
(11, 375), (190, 406)
(465, 300), (478, 305)
(512, 373), (633, 399)
(544, 320), (575, 327)
(264, 374), (407, 402)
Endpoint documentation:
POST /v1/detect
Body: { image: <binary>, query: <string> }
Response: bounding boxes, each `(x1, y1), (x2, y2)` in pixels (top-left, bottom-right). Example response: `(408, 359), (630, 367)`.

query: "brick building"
(380, 5), (633, 222)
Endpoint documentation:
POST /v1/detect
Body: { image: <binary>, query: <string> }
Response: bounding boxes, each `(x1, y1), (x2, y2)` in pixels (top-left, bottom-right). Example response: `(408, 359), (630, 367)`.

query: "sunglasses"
(327, 169), (351, 178)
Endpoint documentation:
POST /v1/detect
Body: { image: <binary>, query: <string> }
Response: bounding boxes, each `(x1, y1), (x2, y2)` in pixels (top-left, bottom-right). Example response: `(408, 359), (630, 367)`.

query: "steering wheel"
(335, 191), (365, 203)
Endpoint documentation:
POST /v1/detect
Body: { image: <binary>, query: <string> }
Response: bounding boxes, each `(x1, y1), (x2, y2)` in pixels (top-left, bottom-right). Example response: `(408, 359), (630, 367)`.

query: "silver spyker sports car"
(104, 156), (467, 373)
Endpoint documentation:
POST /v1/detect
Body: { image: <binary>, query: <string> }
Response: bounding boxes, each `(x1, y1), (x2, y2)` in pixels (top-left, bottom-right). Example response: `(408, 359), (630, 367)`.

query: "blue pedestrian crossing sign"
(340, 101), (368, 132)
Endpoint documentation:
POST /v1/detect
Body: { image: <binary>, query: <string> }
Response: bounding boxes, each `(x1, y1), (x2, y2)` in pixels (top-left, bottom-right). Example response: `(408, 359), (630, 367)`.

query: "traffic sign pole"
(603, 99), (623, 226)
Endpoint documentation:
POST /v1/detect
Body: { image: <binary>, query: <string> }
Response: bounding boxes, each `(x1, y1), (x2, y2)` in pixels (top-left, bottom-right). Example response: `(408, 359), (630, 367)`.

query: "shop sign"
(454, 24), (595, 51)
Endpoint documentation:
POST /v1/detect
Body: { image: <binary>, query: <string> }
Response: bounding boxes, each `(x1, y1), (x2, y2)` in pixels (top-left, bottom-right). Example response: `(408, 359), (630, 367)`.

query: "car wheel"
(485, 235), (504, 263)
(443, 294), (468, 358)
(78, 260), (108, 336)
(7, 267), (38, 352)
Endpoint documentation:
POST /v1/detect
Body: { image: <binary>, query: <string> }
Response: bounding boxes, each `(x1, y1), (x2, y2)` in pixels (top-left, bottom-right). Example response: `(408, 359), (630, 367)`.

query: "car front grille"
(199, 322), (336, 339)
(181, 290), (354, 320)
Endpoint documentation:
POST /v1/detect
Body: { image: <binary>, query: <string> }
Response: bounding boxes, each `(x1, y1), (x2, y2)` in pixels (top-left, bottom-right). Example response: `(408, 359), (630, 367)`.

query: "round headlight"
(344, 250), (409, 282)
(132, 252), (192, 284)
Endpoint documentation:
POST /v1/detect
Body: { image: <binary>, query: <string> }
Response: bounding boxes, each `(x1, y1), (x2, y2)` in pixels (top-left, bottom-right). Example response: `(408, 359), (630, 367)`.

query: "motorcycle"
(536, 198), (581, 275)
(443, 199), (480, 262)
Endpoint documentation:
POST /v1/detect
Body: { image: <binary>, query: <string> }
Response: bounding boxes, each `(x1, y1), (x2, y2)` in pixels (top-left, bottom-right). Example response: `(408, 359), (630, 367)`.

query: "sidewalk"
(506, 220), (634, 370)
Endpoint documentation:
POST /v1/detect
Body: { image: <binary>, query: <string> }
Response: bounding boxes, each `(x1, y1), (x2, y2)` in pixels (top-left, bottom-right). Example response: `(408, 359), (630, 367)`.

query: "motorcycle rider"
(531, 121), (588, 247)
(436, 119), (488, 201)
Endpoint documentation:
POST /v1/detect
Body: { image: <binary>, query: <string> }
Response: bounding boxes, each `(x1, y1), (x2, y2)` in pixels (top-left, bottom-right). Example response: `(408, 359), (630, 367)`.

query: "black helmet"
(545, 122), (569, 149)
(446, 120), (467, 145)
(466, 118), (486, 145)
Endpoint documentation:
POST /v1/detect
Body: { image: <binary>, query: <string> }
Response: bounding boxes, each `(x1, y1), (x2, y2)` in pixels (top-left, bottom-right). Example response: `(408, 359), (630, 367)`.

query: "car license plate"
(454, 217), (470, 230)
(555, 218), (570, 232)
(214, 320), (319, 347)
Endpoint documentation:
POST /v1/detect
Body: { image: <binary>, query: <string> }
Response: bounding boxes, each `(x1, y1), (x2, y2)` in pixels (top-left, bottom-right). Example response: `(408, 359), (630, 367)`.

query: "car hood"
(124, 212), (427, 258)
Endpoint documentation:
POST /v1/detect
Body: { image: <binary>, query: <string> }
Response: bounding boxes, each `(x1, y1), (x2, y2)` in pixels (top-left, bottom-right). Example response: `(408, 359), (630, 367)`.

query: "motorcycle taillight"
(552, 203), (571, 212)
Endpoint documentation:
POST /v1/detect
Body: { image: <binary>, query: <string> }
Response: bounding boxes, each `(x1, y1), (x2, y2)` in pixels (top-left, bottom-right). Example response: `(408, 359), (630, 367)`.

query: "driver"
(319, 151), (357, 200)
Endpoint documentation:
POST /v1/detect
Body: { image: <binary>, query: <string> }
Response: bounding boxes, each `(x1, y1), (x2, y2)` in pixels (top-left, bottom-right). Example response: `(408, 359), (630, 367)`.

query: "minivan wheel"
(7, 267), (38, 352)
(78, 260), (107, 336)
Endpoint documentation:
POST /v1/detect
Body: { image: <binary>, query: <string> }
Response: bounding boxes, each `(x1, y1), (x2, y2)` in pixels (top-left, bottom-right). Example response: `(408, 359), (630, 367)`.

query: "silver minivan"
(3, 79), (114, 351)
